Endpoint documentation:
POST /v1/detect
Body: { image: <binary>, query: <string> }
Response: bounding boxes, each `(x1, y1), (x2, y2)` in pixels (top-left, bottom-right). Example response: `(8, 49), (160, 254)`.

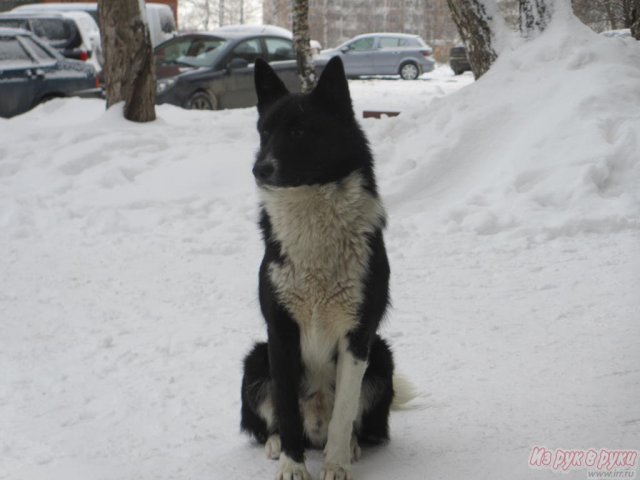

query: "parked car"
(154, 26), (311, 110)
(449, 44), (471, 75)
(11, 2), (177, 47)
(0, 11), (101, 68)
(0, 27), (100, 118)
(316, 33), (434, 80)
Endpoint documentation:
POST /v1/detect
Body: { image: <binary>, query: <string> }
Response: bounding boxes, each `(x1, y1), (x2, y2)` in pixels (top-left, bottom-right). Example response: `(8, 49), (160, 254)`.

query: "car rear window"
(31, 18), (71, 42)
(0, 36), (33, 62)
(399, 37), (424, 47)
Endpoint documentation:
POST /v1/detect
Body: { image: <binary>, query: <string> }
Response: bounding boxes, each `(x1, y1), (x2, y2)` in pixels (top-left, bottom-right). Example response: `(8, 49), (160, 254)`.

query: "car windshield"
(155, 36), (228, 68)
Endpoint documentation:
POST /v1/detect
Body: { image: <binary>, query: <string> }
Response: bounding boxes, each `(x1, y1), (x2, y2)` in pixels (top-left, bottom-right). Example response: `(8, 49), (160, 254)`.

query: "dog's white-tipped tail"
(391, 374), (418, 410)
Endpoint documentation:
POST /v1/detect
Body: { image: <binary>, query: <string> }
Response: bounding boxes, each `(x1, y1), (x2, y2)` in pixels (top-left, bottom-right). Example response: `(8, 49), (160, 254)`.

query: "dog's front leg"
(322, 337), (368, 480)
(267, 311), (310, 480)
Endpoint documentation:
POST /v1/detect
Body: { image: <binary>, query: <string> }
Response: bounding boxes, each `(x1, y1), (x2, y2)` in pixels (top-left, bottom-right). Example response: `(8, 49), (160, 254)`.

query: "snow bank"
(371, 15), (640, 241)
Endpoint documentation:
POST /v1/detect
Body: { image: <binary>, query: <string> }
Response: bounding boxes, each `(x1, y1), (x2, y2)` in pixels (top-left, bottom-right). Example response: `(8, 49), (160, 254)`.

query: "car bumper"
(156, 89), (186, 108)
(421, 58), (436, 73)
(450, 58), (470, 71)
(72, 87), (104, 99)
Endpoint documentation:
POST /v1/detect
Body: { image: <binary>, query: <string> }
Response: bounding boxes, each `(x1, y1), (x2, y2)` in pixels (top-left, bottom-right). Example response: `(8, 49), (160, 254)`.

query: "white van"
(11, 2), (177, 47)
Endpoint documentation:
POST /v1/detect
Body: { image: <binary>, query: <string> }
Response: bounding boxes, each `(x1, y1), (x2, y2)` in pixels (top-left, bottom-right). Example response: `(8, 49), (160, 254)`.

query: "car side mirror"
(340, 46), (350, 54)
(227, 57), (250, 70)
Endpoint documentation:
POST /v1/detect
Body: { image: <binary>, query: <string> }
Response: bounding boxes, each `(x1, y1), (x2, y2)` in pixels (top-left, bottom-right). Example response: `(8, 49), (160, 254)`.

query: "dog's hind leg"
(241, 342), (279, 456)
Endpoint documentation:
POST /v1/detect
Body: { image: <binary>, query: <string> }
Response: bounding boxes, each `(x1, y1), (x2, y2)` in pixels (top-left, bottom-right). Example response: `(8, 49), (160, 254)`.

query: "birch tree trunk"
(292, 0), (316, 93)
(98, 0), (156, 122)
(446, 0), (498, 78)
(219, 0), (225, 26)
(519, 0), (554, 37)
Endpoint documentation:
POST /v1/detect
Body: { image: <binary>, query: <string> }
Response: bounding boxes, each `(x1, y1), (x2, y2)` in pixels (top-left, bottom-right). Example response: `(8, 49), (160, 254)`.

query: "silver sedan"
(316, 33), (435, 80)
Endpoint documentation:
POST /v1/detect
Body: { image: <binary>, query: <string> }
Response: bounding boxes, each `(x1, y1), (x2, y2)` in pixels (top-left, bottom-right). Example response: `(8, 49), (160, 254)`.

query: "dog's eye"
(290, 128), (304, 138)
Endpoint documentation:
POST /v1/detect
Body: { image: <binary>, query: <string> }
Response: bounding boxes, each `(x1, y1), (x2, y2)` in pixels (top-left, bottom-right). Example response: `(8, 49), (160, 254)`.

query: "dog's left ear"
(255, 58), (288, 116)
(312, 56), (354, 122)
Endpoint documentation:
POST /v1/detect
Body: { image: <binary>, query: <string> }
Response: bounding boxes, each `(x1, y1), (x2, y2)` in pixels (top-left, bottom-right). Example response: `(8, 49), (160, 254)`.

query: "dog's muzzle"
(253, 156), (276, 185)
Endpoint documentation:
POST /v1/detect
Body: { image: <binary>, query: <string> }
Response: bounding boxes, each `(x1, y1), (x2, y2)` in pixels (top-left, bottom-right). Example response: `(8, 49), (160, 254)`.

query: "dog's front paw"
(320, 463), (352, 480)
(265, 434), (281, 460)
(276, 453), (311, 480)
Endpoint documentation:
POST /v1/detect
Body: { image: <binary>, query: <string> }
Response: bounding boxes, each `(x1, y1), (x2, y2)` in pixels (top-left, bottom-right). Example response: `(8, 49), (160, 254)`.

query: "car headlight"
(156, 78), (176, 95)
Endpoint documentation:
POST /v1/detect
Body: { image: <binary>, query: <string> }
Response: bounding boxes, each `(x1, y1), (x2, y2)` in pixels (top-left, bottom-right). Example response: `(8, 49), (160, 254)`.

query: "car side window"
(379, 37), (401, 49)
(265, 37), (295, 62)
(230, 38), (262, 65)
(402, 38), (421, 47)
(0, 37), (34, 63)
(348, 37), (374, 51)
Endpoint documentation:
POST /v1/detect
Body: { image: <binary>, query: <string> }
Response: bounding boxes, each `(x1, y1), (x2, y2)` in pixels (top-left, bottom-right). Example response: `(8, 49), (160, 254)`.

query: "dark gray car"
(316, 33), (435, 80)
(154, 26), (308, 110)
(0, 27), (99, 118)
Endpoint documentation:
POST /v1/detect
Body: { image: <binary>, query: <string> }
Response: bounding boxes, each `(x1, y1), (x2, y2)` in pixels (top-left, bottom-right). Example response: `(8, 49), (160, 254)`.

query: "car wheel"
(187, 92), (217, 110)
(399, 62), (420, 80)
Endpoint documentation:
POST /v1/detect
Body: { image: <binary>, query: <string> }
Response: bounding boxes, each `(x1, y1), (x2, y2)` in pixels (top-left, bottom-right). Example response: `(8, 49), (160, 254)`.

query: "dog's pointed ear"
(255, 58), (288, 115)
(312, 56), (353, 121)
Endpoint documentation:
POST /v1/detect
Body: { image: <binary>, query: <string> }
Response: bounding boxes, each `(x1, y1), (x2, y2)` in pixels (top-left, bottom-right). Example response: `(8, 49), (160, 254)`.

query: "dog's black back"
(241, 57), (394, 479)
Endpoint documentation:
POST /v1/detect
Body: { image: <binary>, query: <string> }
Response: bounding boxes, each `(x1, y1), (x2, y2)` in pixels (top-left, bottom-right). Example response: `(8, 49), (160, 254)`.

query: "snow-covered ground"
(1, 15), (639, 480)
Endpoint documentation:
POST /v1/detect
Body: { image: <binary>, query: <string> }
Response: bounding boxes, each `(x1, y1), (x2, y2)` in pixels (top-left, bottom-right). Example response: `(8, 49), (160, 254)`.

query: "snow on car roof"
(210, 24), (292, 39)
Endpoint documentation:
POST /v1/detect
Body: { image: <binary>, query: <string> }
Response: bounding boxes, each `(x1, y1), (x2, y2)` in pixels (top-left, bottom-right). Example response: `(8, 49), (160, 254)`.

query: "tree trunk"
(292, 0), (316, 92)
(446, 0), (498, 78)
(627, 0), (640, 39)
(519, 0), (554, 37)
(219, 0), (225, 26)
(98, 0), (156, 122)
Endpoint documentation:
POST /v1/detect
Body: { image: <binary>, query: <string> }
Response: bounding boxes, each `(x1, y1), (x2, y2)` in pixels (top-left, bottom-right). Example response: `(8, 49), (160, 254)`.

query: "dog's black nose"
(253, 161), (275, 182)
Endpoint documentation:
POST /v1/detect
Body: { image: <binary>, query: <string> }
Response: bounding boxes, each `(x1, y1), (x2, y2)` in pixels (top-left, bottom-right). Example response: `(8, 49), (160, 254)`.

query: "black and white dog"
(241, 57), (395, 480)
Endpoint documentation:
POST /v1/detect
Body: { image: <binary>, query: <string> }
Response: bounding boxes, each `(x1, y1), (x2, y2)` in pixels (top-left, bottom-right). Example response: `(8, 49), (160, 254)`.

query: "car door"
(0, 35), (39, 118)
(373, 36), (402, 74)
(339, 36), (375, 76)
(263, 36), (299, 93)
(220, 37), (264, 109)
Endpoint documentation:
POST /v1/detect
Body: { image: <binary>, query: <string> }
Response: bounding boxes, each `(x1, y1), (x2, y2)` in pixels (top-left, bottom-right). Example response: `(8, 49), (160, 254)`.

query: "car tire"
(399, 62), (420, 80)
(187, 92), (217, 110)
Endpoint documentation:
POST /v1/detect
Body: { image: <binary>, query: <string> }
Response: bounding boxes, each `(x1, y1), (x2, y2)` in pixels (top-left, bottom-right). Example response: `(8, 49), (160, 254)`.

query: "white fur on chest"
(260, 172), (386, 447)
(260, 171), (386, 342)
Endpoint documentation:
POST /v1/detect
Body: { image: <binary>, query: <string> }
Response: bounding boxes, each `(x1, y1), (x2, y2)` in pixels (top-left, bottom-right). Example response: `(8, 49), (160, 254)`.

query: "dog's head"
(252, 56), (370, 188)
